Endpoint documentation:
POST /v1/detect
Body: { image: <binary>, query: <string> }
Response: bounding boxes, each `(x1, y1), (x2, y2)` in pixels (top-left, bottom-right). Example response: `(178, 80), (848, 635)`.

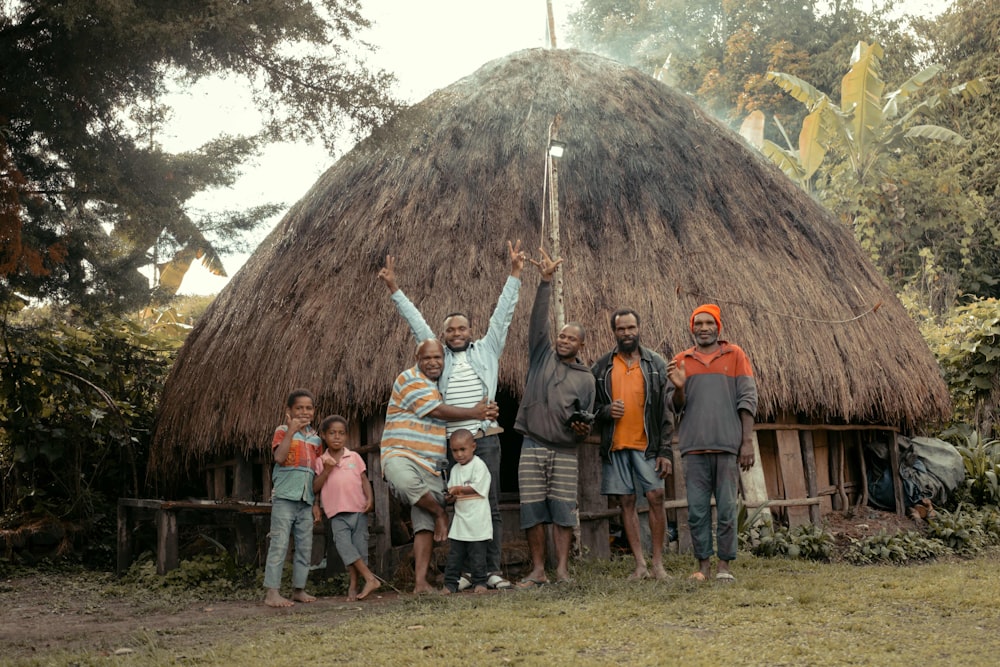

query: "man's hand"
(609, 399), (625, 420)
(377, 254), (399, 293)
(528, 247), (563, 282)
(570, 420), (591, 437)
(472, 397), (500, 421)
(739, 439), (756, 471)
(655, 456), (672, 479)
(509, 239), (526, 278)
(666, 359), (686, 390)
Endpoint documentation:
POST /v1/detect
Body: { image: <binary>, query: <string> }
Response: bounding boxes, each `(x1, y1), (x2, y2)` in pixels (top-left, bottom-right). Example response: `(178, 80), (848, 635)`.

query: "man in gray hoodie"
(514, 248), (596, 588)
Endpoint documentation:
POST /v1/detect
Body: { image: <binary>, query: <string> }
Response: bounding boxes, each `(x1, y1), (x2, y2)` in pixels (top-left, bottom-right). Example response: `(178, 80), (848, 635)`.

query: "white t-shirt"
(444, 350), (486, 436)
(448, 455), (492, 542)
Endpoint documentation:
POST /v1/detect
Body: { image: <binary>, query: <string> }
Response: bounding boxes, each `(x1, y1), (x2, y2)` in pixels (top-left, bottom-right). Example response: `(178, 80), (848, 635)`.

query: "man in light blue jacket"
(378, 240), (525, 589)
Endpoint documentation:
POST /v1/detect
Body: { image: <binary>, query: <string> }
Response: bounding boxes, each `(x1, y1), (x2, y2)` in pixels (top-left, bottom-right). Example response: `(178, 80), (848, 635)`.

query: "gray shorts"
(383, 456), (445, 533)
(601, 449), (664, 496)
(518, 437), (578, 529)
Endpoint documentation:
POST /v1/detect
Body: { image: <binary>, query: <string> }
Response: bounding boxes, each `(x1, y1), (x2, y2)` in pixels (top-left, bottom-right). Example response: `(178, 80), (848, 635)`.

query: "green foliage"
(843, 529), (947, 564)
(119, 554), (260, 602)
(925, 505), (996, 555)
(951, 432), (1000, 505)
(738, 503), (834, 560)
(0, 302), (193, 557)
(743, 522), (835, 561)
(1, 1), (397, 311)
(914, 298), (1000, 433)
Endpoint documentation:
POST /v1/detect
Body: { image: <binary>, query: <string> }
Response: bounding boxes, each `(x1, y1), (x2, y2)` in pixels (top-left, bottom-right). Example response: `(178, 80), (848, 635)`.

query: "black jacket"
(591, 346), (674, 461)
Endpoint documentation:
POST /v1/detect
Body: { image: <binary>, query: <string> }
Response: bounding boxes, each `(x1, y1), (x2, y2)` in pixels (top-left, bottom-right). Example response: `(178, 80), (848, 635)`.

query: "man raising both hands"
(378, 241), (525, 590)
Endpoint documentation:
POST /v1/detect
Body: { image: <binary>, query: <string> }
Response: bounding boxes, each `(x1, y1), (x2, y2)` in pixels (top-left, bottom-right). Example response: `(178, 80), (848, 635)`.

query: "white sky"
(169, 0), (571, 295)
(169, 0), (949, 295)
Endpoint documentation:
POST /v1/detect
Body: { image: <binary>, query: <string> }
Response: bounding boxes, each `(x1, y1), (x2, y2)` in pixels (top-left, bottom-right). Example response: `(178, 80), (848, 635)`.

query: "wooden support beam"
(671, 446), (692, 554)
(577, 442), (609, 560)
(800, 431), (821, 524)
(233, 456), (253, 500)
(888, 431), (905, 516)
(155, 508), (178, 575)
(776, 430), (811, 527)
(117, 500), (134, 576)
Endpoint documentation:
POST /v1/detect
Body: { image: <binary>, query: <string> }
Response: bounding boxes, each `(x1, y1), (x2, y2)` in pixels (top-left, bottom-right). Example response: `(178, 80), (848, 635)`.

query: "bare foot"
(651, 564), (670, 580)
(413, 583), (437, 595)
(264, 588), (294, 608)
(440, 588), (453, 595)
(346, 591), (358, 602)
(627, 566), (649, 581)
(473, 585), (487, 594)
(292, 590), (316, 603)
(433, 515), (449, 542)
(357, 578), (381, 601)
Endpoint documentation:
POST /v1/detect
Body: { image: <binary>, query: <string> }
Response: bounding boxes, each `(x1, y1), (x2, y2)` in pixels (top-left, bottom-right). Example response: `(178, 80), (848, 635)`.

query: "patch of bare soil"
(0, 572), (402, 661)
(822, 507), (925, 558)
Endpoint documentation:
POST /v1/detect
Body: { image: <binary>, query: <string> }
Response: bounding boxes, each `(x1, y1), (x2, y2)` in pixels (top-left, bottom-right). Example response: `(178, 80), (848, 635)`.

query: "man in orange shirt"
(592, 310), (674, 580)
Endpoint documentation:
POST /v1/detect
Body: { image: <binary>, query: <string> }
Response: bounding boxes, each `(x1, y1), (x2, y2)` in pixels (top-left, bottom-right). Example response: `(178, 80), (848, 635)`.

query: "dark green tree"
(0, 1), (397, 311)
(913, 0), (1000, 299)
(567, 0), (916, 128)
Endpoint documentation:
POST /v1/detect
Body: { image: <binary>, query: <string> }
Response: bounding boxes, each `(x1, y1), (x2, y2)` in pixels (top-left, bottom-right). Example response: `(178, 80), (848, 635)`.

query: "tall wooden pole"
(548, 114), (565, 330)
(546, 0), (557, 49)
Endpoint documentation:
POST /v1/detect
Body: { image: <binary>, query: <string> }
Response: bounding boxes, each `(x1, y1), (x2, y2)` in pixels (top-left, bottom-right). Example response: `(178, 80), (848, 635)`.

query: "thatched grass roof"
(150, 48), (950, 474)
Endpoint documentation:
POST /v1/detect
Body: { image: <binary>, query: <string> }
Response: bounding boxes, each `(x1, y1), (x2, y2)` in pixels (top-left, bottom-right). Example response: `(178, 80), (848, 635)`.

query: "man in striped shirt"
(378, 241), (525, 590)
(381, 338), (498, 594)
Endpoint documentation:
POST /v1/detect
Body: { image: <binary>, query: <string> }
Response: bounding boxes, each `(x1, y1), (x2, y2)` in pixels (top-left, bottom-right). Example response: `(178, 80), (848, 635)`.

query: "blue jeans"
(683, 453), (740, 562)
(443, 538), (489, 592)
(264, 497), (314, 590)
(475, 434), (503, 574)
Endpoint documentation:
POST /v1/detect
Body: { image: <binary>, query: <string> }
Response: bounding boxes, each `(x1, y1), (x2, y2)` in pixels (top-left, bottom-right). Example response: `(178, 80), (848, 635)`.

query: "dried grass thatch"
(150, 48), (950, 476)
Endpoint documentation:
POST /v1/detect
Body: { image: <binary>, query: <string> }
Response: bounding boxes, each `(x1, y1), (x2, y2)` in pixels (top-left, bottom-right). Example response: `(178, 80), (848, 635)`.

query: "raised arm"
(378, 254), (435, 342)
(478, 240), (526, 358)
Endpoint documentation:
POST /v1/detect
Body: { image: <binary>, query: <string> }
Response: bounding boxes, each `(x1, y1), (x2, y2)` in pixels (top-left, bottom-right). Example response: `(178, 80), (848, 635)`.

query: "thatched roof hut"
(150, 48), (949, 481)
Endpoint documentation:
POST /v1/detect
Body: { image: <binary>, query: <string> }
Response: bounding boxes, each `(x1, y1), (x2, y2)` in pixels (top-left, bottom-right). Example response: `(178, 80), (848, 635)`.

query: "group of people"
(262, 240), (758, 605)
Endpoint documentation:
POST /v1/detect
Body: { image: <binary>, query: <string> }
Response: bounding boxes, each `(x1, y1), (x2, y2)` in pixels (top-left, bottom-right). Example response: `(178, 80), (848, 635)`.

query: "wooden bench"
(117, 498), (272, 575)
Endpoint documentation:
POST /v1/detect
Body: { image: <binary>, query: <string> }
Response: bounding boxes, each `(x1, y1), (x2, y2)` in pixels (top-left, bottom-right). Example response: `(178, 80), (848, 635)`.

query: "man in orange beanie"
(668, 304), (757, 583)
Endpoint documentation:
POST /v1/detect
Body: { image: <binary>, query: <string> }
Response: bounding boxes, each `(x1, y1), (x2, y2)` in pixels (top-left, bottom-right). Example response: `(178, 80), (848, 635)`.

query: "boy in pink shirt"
(313, 415), (380, 601)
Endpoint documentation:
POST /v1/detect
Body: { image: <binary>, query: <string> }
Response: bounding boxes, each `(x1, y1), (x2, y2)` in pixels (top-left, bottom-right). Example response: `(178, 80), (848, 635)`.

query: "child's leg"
(290, 500), (316, 602)
(263, 498), (295, 607)
(469, 540), (489, 594)
(442, 538), (466, 593)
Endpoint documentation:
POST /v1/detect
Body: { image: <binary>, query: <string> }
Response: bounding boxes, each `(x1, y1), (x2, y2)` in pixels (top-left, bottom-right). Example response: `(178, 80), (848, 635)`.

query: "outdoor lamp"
(548, 140), (567, 158)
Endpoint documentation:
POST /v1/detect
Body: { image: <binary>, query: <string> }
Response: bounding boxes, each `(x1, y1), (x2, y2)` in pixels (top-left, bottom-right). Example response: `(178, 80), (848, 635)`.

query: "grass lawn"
(13, 549), (1000, 666)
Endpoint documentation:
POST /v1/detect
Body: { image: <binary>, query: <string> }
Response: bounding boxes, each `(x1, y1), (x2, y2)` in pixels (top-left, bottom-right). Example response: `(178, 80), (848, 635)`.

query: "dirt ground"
(0, 572), (403, 661)
(0, 508), (919, 661)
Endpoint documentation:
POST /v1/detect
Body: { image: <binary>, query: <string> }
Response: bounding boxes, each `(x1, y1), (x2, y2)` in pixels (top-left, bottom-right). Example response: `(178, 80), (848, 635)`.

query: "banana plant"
(745, 41), (987, 190)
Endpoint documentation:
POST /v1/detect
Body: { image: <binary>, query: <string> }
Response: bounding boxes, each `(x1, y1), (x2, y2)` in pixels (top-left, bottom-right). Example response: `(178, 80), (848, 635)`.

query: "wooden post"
(800, 431), (821, 524)
(671, 447), (692, 554)
(775, 430), (810, 527)
(213, 467), (227, 500)
(117, 500), (134, 576)
(155, 508), (179, 575)
(888, 431), (905, 516)
(233, 455), (253, 500)
(577, 442), (609, 560)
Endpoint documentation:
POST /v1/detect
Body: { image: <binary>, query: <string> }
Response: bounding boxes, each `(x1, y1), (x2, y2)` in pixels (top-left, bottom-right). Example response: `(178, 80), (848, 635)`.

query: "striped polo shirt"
(381, 366), (447, 472)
